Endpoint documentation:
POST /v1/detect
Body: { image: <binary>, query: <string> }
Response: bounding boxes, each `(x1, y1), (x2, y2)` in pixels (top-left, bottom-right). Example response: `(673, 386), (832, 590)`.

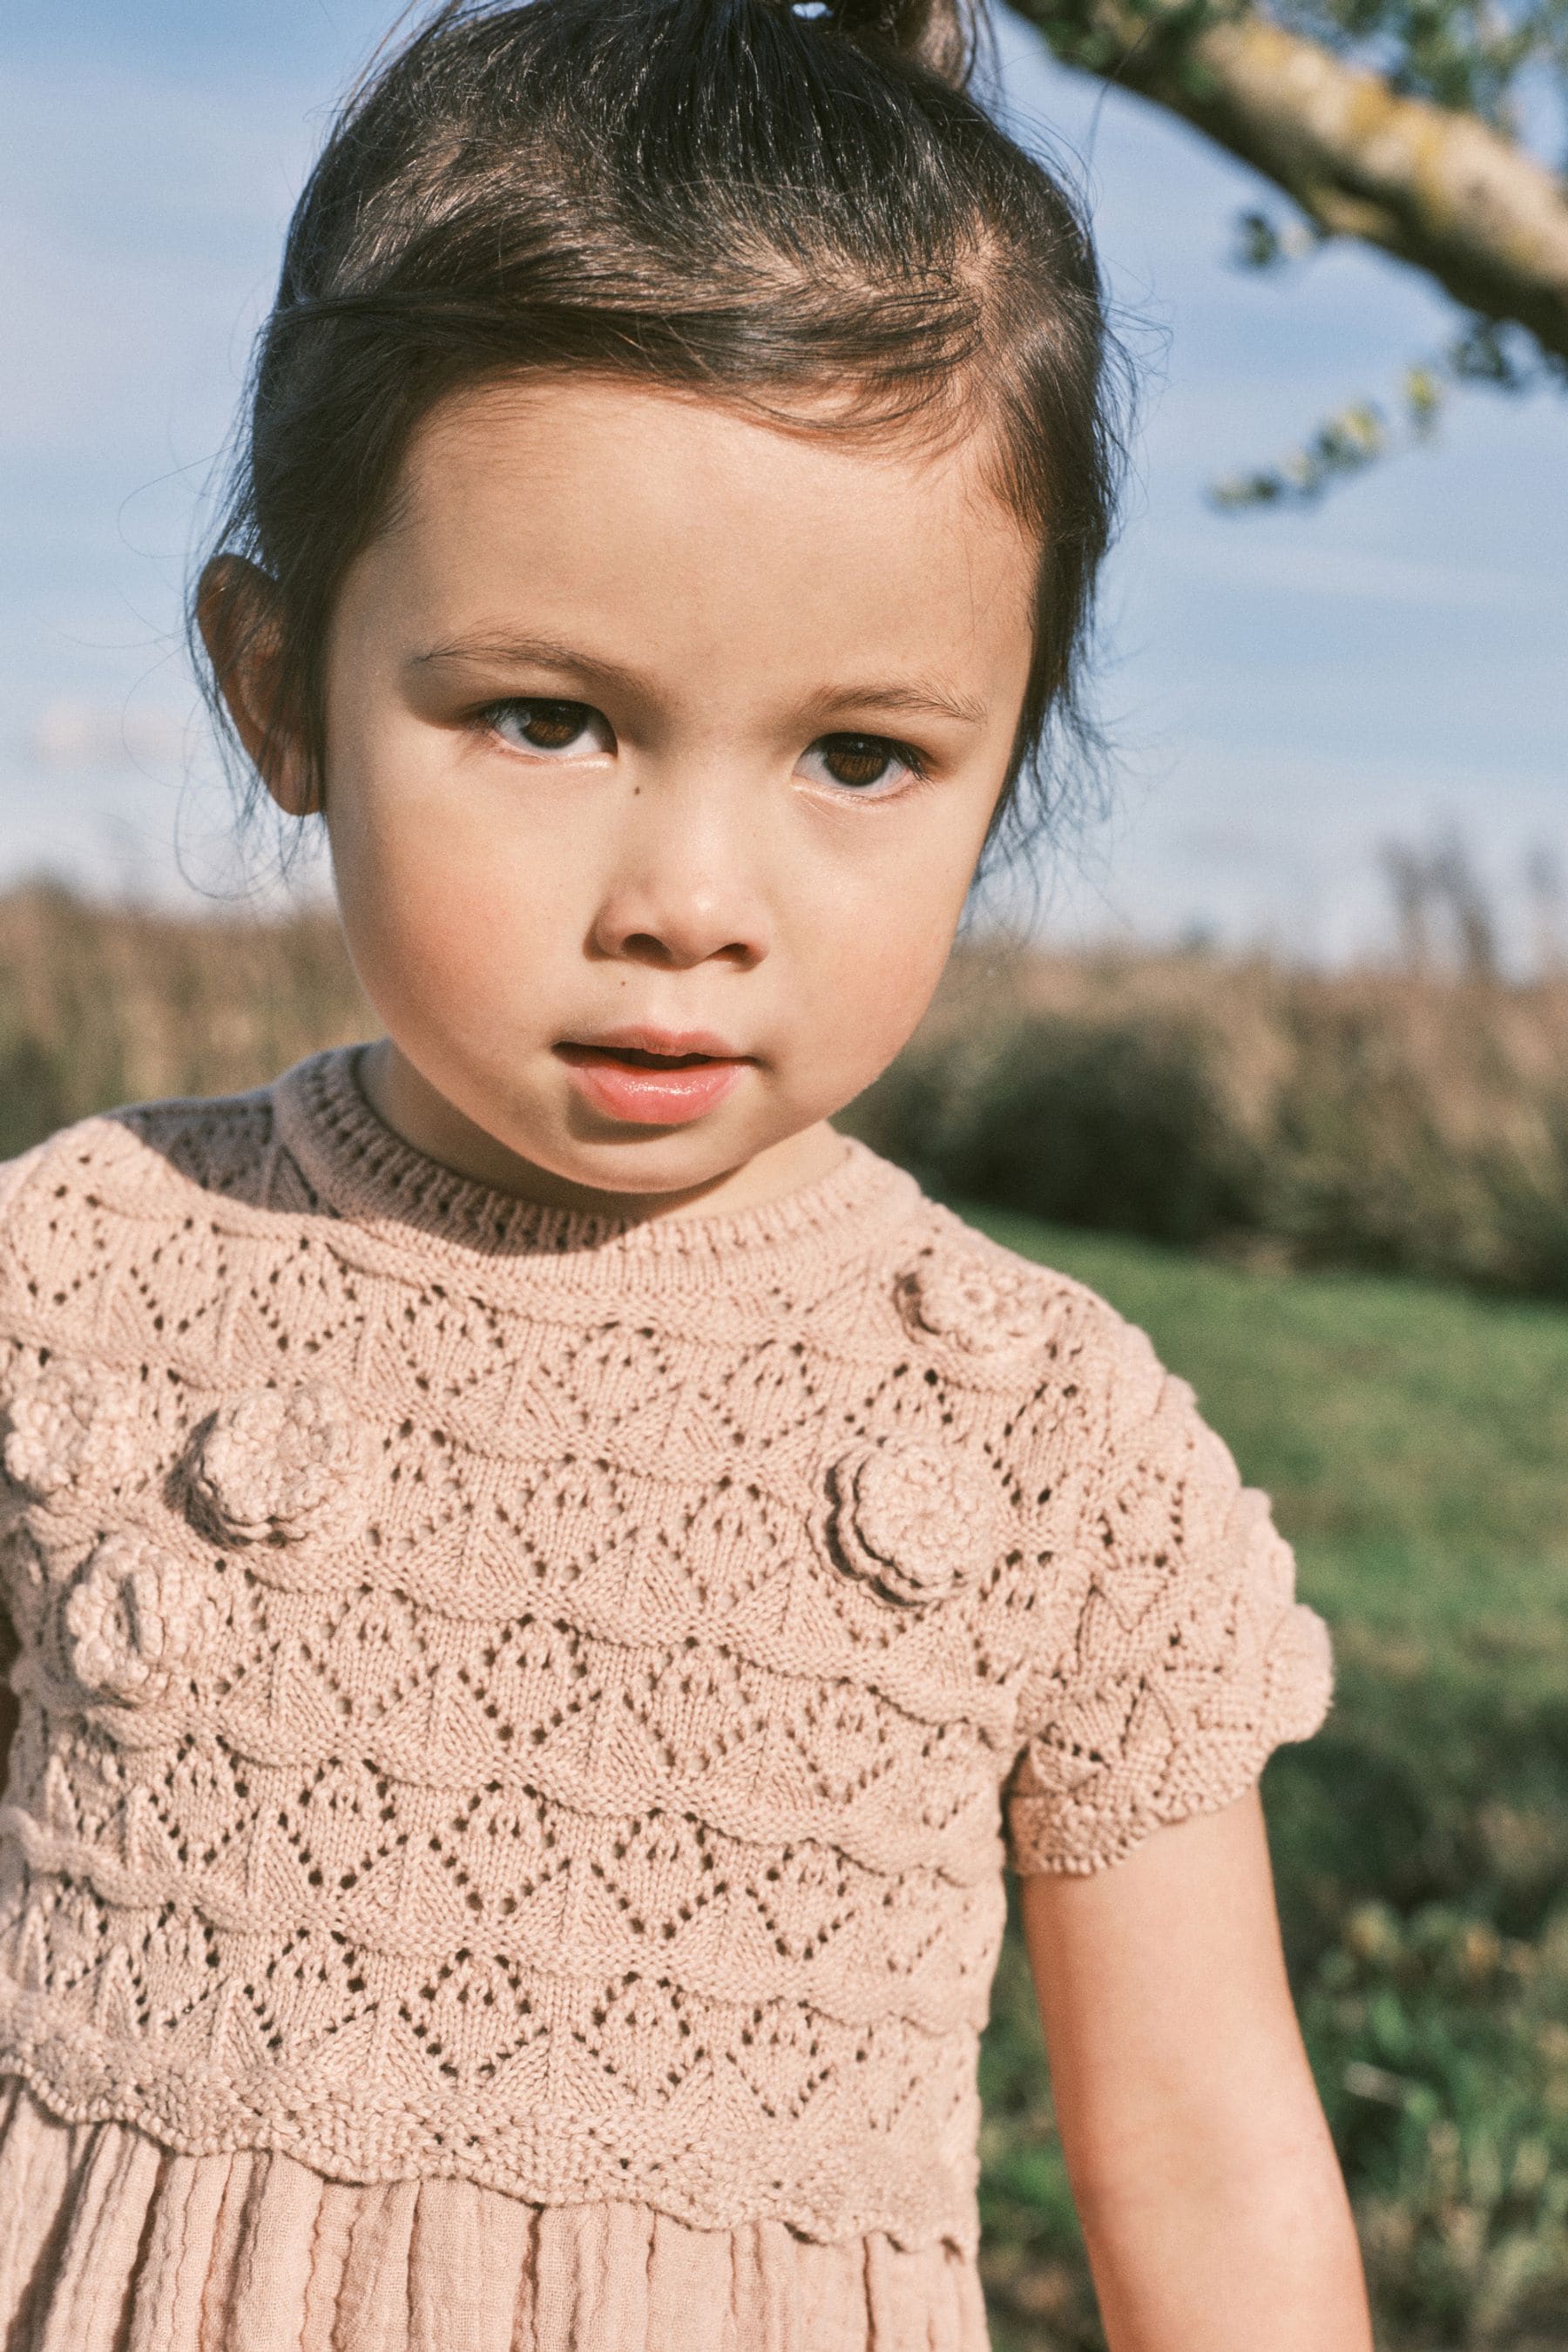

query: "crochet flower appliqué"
(61, 1533), (218, 1705)
(826, 1436), (998, 1608)
(2, 1358), (142, 1504)
(189, 1378), (369, 1547)
(896, 1254), (1051, 1357)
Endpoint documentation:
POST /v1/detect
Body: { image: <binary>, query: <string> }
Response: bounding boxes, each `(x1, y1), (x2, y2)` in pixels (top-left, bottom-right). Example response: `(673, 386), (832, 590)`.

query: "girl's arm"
(1020, 1788), (1373, 2352)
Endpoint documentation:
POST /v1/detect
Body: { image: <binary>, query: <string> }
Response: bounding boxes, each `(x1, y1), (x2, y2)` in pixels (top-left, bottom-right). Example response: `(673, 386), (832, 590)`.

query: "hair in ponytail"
(195, 0), (1129, 889)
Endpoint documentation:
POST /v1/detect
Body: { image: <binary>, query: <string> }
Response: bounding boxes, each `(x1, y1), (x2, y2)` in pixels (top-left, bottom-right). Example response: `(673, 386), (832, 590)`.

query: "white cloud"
(26, 697), (187, 773)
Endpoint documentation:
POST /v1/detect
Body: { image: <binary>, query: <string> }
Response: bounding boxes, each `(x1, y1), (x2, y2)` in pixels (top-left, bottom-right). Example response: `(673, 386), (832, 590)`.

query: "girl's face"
(247, 375), (1037, 1217)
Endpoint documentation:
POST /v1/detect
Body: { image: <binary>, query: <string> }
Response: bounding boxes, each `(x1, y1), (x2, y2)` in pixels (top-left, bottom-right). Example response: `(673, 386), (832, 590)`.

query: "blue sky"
(3, 0), (1565, 958)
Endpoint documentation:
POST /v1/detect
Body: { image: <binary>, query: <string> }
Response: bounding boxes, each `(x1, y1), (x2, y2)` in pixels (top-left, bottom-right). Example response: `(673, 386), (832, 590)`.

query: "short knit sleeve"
(1002, 1304), (1333, 1876)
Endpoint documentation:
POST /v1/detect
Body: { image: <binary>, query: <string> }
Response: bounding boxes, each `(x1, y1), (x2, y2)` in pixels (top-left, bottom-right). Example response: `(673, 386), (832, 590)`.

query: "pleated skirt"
(0, 2075), (991, 2350)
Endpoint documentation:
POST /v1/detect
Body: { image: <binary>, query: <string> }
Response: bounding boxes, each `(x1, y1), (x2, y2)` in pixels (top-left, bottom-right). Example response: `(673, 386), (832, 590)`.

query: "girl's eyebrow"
(841, 681), (990, 728)
(409, 630), (593, 676)
(409, 632), (990, 729)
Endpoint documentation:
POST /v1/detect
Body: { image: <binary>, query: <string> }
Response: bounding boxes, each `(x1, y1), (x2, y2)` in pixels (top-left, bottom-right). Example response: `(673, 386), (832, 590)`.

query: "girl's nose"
(588, 771), (773, 972)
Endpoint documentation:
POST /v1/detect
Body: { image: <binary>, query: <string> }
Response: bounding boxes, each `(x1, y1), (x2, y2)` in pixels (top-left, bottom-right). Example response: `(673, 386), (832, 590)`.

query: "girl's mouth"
(554, 1041), (750, 1125)
(579, 1045), (713, 1068)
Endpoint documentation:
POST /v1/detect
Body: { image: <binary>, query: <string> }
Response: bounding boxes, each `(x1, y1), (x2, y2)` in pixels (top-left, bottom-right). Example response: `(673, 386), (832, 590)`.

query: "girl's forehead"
(402, 372), (1011, 517)
(385, 373), (1033, 589)
(339, 375), (1037, 719)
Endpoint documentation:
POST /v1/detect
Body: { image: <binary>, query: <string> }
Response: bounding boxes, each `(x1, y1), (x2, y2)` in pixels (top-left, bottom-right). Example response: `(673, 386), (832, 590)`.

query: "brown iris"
(501, 700), (590, 749)
(817, 735), (897, 790)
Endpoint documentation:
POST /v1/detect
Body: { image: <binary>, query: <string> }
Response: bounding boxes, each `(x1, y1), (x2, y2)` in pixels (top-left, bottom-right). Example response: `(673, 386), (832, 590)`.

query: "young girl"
(0, 0), (1373, 2343)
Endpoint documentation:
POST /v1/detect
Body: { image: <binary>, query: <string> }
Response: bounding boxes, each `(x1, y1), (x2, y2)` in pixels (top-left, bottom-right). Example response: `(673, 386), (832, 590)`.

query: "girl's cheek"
(851, 935), (953, 1071)
(341, 830), (524, 1001)
(322, 774), (487, 1008)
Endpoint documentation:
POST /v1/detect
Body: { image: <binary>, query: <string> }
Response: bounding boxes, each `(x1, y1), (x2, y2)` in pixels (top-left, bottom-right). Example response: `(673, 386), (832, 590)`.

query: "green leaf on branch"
(1210, 398), (1389, 507)
(1232, 206), (1329, 267)
(1208, 311), (1551, 509)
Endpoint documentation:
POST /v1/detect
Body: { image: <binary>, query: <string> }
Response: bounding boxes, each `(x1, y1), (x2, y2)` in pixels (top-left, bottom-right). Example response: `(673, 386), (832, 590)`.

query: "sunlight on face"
(314, 375), (1037, 1217)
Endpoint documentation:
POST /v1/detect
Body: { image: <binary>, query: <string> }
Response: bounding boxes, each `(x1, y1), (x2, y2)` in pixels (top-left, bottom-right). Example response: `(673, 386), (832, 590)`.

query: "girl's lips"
(554, 1043), (748, 1125)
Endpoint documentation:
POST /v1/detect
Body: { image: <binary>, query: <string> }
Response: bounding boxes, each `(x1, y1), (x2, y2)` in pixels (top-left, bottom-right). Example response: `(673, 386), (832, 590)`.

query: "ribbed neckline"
(268, 1044), (925, 1292)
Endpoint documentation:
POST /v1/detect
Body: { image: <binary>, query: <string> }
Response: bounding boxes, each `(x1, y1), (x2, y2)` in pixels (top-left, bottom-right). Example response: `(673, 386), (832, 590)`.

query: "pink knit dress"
(0, 1046), (1332, 2349)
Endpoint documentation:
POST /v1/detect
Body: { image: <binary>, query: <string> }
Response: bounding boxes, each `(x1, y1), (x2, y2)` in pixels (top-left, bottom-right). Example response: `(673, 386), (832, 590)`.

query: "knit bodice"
(0, 1047), (1331, 2252)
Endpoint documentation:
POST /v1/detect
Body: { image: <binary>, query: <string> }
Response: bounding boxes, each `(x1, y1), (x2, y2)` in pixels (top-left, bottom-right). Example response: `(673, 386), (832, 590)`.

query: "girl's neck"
(265, 1043), (924, 1301)
(356, 1034), (853, 1227)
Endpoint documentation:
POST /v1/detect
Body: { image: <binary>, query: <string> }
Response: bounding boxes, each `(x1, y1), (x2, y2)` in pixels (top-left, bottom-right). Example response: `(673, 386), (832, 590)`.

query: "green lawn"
(950, 1207), (1568, 2350)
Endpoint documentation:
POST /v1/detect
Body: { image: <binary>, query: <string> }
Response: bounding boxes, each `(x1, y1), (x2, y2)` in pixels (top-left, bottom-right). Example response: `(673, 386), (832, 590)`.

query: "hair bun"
(789, 0), (974, 87)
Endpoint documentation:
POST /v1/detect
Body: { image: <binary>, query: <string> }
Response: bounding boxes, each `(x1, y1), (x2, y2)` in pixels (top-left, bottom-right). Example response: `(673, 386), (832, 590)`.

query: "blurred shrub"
(842, 942), (1568, 1297)
(0, 880), (368, 1157)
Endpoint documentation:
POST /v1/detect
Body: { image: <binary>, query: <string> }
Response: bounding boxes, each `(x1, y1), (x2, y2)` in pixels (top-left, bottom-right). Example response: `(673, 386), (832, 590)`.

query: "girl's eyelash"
(473, 697), (611, 760)
(475, 695), (591, 730)
(813, 734), (933, 790)
(471, 703), (931, 787)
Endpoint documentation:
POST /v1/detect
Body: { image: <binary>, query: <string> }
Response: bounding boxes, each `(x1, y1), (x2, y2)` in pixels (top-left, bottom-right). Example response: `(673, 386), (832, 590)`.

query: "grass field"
(956, 1208), (1568, 2349)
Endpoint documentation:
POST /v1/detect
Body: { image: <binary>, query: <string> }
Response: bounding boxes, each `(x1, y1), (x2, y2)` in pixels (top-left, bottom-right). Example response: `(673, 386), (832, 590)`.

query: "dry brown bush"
(0, 882), (369, 1159)
(842, 939), (1568, 1296)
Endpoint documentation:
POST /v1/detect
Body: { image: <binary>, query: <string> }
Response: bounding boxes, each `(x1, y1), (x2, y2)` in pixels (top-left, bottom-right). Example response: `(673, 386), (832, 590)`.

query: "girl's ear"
(196, 556), (319, 818)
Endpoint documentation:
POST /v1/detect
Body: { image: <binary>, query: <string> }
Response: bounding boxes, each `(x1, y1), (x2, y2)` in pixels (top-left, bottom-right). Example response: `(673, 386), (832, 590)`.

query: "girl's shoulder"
(0, 1071), (294, 1243)
(895, 1191), (1169, 1423)
(895, 1197), (1267, 1568)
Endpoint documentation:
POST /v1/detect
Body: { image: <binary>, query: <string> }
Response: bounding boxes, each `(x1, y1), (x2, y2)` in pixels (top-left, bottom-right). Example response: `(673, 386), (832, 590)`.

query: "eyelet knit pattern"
(0, 1045), (1332, 2271)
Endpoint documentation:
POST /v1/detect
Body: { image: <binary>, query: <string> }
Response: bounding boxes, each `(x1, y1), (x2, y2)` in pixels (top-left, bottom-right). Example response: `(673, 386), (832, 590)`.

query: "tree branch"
(1014, 0), (1568, 363)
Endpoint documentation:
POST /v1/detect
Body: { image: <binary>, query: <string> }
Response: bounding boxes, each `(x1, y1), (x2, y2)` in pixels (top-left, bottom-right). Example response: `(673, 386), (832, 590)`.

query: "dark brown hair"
(194, 0), (1129, 890)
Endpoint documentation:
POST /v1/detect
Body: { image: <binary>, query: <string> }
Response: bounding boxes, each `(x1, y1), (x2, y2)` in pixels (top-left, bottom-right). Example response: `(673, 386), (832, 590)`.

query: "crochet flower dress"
(0, 1045), (1333, 2351)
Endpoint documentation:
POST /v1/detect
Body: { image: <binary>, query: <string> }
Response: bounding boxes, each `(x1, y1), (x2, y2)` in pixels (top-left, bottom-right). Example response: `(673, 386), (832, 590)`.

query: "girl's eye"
(485, 699), (611, 759)
(799, 733), (925, 794)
